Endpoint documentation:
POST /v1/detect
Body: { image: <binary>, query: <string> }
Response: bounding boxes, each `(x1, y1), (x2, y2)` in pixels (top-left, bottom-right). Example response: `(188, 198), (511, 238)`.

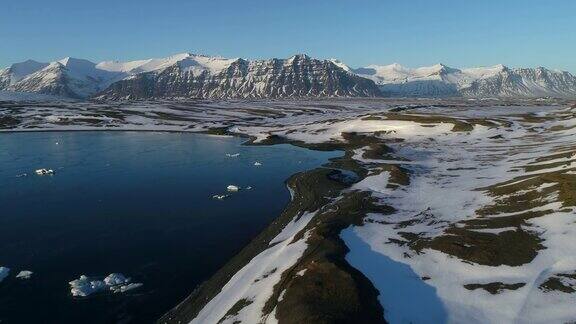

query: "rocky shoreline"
(159, 131), (401, 323)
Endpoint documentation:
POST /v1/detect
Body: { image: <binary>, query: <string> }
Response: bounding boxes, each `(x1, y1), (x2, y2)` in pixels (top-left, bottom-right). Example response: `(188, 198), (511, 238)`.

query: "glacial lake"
(0, 131), (339, 323)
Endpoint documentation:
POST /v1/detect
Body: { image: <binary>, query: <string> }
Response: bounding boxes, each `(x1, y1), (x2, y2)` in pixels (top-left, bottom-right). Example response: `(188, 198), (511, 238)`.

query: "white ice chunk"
(69, 275), (106, 297)
(69, 273), (133, 297)
(35, 168), (54, 175)
(16, 270), (33, 279)
(103, 273), (130, 286)
(111, 282), (143, 293)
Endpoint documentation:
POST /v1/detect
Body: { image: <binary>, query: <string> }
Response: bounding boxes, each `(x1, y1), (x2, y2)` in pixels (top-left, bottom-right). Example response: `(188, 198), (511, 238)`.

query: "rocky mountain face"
(460, 67), (576, 97)
(354, 63), (576, 98)
(0, 54), (380, 100)
(95, 54), (381, 99)
(2, 53), (576, 99)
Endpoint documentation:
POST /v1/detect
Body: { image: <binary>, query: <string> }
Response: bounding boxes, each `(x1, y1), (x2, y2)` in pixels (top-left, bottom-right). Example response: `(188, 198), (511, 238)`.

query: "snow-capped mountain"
(7, 58), (126, 99)
(0, 60), (49, 89)
(0, 55), (202, 99)
(2, 53), (576, 99)
(353, 63), (576, 98)
(96, 54), (381, 99)
(95, 53), (212, 75)
(0, 54), (380, 99)
(461, 66), (576, 97)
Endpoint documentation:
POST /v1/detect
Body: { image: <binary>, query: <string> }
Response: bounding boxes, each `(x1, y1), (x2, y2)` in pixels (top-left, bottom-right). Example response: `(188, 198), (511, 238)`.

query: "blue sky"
(1, 0), (575, 72)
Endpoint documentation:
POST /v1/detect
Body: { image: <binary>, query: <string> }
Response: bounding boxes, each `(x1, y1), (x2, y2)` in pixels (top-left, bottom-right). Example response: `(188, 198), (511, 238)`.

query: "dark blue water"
(0, 131), (338, 323)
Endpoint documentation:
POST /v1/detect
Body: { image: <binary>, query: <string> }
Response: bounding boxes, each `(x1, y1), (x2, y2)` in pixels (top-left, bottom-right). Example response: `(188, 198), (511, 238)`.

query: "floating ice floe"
(226, 153), (240, 158)
(227, 185), (240, 192)
(103, 273), (130, 286)
(16, 270), (33, 279)
(0, 267), (10, 283)
(212, 194), (230, 200)
(111, 282), (144, 293)
(254, 161), (262, 166)
(69, 273), (142, 297)
(35, 168), (55, 175)
(16, 173), (27, 178)
(245, 186), (252, 190)
(69, 275), (104, 297)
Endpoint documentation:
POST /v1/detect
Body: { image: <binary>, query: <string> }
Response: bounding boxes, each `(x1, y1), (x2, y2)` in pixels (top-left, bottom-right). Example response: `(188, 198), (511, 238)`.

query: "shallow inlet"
(0, 131), (339, 323)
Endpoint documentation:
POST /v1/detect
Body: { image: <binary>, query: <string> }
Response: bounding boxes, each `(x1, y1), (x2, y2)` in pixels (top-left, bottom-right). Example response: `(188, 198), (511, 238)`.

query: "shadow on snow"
(341, 227), (448, 324)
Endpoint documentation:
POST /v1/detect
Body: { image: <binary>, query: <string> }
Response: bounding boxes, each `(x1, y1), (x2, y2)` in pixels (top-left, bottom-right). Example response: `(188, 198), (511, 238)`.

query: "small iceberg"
(35, 168), (55, 175)
(227, 185), (240, 192)
(245, 186), (253, 190)
(16, 270), (33, 280)
(212, 194), (230, 200)
(103, 273), (130, 286)
(16, 173), (27, 178)
(226, 153), (240, 158)
(254, 161), (262, 166)
(0, 267), (10, 283)
(69, 275), (102, 297)
(111, 282), (143, 293)
(69, 273), (141, 297)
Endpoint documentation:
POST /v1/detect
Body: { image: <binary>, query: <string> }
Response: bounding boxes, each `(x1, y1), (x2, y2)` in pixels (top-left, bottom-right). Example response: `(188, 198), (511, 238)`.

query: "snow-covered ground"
(2, 98), (575, 323)
(204, 100), (575, 323)
(339, 108), (576, 323)
(0, 90), (64, 101)
(192, 211), (317, 324)
(227, 100), (575, 323)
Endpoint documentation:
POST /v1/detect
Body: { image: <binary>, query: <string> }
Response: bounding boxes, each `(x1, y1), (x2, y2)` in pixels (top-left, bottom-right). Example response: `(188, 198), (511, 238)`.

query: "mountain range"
(1, 53), (575, 100)
(353, 63), (576, 98)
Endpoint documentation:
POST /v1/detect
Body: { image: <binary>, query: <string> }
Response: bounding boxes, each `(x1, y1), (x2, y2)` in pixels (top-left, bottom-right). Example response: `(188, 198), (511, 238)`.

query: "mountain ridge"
(353, 62), (576, 98)
(95, 54), (380, 99)
(1, 54), (575, 99)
